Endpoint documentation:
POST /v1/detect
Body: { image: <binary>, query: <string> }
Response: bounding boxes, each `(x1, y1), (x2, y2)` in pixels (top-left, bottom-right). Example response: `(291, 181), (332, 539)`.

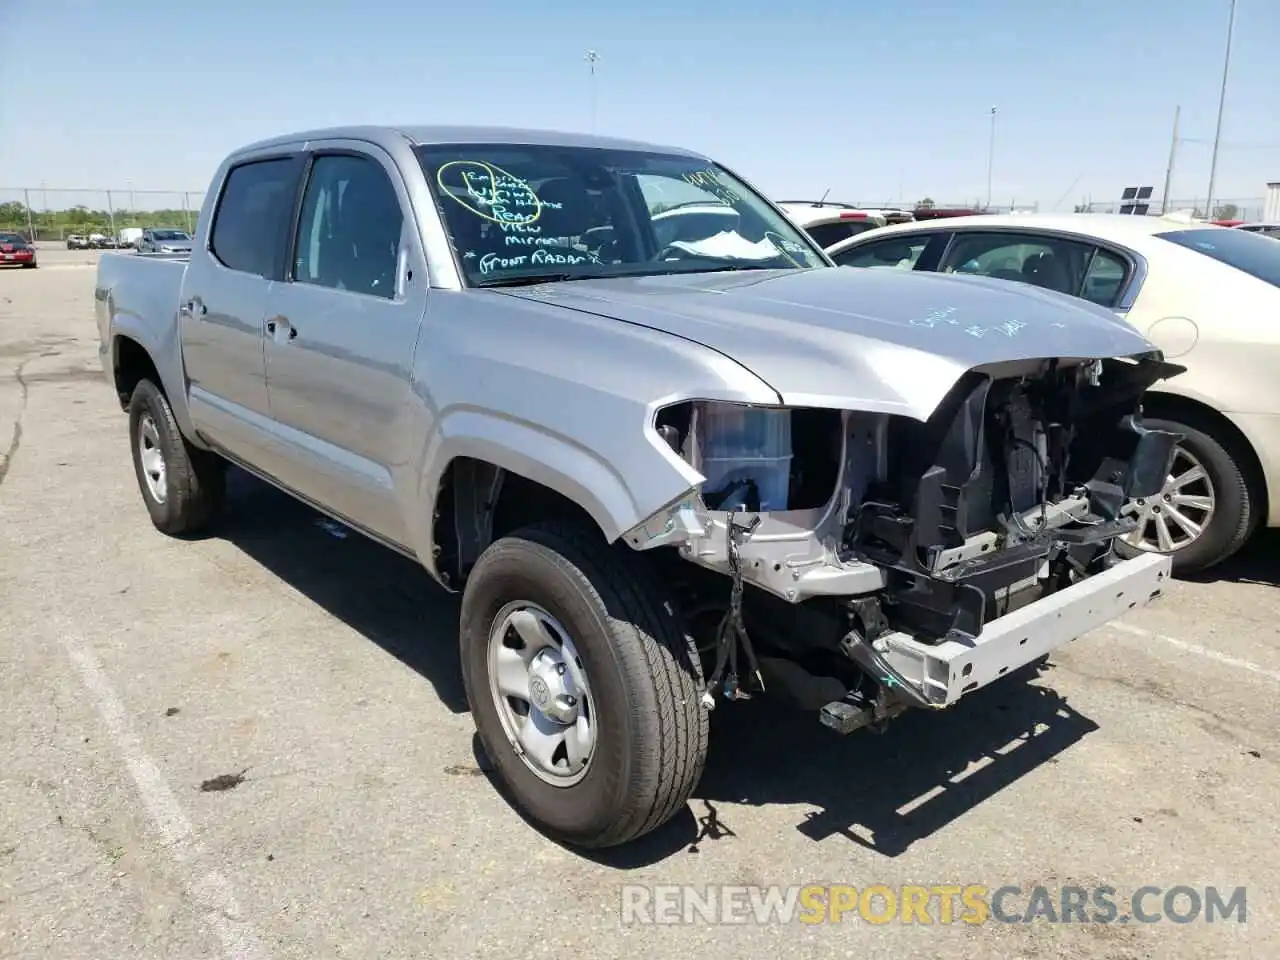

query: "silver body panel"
(503, 266), (1155, 420)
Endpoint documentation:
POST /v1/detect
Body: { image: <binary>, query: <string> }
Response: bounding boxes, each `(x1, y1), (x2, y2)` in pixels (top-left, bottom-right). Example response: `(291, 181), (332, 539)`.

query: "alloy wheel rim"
(1120, 445), (1215, 553)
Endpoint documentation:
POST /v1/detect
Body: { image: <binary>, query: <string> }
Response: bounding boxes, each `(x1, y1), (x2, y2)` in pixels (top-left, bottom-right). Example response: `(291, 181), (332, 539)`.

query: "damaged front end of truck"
(622, 351), (1186, 733)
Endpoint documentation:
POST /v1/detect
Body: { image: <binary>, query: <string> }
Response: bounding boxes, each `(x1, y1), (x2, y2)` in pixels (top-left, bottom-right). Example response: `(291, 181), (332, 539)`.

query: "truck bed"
(95, 252), (190, 403)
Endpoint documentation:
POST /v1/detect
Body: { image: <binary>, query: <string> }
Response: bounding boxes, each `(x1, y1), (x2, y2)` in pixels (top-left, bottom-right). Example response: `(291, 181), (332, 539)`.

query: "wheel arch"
(429, 455), (629, 590)
(1142, 390), (1269, 529)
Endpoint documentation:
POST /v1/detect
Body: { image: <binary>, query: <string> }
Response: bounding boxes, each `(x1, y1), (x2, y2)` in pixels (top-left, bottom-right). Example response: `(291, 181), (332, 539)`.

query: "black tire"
(1115, 415), (1253, 575)
(127, 378), (225, 535)
(459, 520), (708, 849)
(22, 262), (36, 269)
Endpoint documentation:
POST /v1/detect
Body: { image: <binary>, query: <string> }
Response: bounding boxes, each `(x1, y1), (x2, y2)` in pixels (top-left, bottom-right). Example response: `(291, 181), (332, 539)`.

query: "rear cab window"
(209, 157), (300, 278)
(1156, 228), (1280, 288)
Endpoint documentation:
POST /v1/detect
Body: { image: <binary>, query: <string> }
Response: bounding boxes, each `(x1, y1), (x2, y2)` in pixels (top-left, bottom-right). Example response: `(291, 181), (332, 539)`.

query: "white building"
(1265, 182), (1280, 221)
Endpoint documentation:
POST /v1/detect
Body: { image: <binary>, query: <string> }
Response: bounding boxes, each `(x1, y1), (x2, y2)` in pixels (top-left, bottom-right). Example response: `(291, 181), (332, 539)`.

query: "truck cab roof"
(234, 124), (705, 161)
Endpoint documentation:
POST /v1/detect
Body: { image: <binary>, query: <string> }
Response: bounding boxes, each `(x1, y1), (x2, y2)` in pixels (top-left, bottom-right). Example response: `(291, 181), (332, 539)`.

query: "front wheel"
(1116, 415), (1254, 575)
(459, 520), (709, 849)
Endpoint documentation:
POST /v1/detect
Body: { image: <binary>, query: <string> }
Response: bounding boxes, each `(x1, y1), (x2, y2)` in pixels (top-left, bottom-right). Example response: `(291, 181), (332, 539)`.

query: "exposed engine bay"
(626, 352), (1185, 732)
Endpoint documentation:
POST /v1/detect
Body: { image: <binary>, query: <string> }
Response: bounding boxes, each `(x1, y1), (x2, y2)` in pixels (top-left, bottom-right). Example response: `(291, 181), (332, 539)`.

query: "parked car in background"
(1236, 221), (1280, 239)
(911, 206), (988, 221)
(827, 213), (1280, 575)
(96, 124), (1179, 850)
(0, 232), (37, 268)
(776, 201), (889, 247)
(118, 227), (143, 249)
(66, 234), (92, 250)
(136, 227), (193, 254)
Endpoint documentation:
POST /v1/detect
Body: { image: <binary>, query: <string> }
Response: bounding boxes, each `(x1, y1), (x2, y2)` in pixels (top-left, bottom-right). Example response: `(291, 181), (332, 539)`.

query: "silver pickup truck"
(96, 124), (1183, 849)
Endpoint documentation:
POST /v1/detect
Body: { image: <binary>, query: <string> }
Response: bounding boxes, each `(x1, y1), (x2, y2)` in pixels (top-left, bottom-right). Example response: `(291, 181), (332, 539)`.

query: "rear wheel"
(459, 520), (708, 849)
(1116, 415), (1253, 575)
(128, 378), (225, 535)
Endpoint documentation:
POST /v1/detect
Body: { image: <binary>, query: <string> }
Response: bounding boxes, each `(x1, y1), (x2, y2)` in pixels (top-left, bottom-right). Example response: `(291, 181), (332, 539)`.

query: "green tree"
(0, 201), (196, 240)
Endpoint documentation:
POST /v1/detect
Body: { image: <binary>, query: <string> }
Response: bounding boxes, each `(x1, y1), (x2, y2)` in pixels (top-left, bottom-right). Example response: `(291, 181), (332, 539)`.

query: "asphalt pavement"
(2, 260), (1277, 959)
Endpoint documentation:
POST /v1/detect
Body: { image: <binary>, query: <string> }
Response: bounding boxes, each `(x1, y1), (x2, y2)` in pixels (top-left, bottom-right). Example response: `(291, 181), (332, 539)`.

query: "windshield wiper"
(693, 262), (789, 272)
(476, 273), (588, 288)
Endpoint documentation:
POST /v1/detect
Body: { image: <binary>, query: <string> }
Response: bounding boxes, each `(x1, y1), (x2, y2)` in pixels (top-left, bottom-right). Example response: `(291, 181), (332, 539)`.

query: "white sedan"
(826, 213), (1280, 575)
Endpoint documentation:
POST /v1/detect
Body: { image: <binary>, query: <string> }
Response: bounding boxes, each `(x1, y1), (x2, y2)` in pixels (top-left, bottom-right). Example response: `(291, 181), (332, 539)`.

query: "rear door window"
(938, 231), (1100, 298)
(1079, 247), (1130, 306)
(209, 157), (299, 278)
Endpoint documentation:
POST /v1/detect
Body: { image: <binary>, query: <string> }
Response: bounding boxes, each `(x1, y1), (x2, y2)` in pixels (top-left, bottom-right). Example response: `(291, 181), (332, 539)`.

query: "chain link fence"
(0, 187), (206, 242)
(1076, 197), (1266, 221)
(0, 186), (1270, 244)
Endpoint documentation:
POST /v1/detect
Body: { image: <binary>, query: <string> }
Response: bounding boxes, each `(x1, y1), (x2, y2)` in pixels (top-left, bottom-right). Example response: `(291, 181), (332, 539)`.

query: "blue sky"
(1, 0), (1276, 210)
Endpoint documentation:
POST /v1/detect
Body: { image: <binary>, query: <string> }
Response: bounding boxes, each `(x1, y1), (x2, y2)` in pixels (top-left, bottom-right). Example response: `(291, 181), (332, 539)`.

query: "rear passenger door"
(179, 152), (304, 466)
(259, 145), (429, 548)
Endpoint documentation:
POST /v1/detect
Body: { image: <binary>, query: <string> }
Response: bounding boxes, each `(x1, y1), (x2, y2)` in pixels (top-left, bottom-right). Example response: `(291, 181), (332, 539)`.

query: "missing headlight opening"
(635, 353), (1184, 728)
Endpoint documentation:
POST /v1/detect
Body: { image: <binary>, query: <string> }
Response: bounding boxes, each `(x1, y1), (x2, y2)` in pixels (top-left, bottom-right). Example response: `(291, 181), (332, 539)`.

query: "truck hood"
(500, 267), (1162, 420)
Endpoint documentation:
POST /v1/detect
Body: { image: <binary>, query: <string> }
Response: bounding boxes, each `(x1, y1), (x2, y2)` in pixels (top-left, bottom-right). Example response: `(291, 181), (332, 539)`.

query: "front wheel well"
(432, 456), (604, 587)
(1141, 391), (1269, 523)
(112, 336), (161, 410)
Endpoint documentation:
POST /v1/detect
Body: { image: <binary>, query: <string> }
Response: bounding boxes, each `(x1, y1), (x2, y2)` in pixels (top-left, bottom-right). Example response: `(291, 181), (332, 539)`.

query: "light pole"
(1161, 105), (1181, 215)
(1205, 0), (1237, 219)
(986, 106), (998, 210)
(585, 50), (600, 132)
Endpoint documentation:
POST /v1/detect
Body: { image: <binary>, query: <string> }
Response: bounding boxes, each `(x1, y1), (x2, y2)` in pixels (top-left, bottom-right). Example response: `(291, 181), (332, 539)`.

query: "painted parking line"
(1106, 620), (1280, 684)
(61, 631), (273, 960)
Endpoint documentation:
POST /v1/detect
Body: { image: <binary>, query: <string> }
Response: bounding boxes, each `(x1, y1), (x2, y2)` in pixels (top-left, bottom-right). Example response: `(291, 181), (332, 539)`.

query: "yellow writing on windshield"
(436, 160), (544, 226)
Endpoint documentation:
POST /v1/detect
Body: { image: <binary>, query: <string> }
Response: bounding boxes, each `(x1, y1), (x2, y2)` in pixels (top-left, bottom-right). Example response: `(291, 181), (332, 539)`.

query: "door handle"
(180, 298), (206, 318)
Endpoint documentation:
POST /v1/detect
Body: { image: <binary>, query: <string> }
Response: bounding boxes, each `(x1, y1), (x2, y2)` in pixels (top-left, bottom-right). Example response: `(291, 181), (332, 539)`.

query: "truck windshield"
(1156, 227), (1280, 289)
(414, 143), (827, 286)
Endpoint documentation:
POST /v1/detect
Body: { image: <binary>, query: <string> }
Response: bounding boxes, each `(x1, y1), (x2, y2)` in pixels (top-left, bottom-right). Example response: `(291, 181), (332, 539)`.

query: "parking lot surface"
(2, 261), (1278, 959)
